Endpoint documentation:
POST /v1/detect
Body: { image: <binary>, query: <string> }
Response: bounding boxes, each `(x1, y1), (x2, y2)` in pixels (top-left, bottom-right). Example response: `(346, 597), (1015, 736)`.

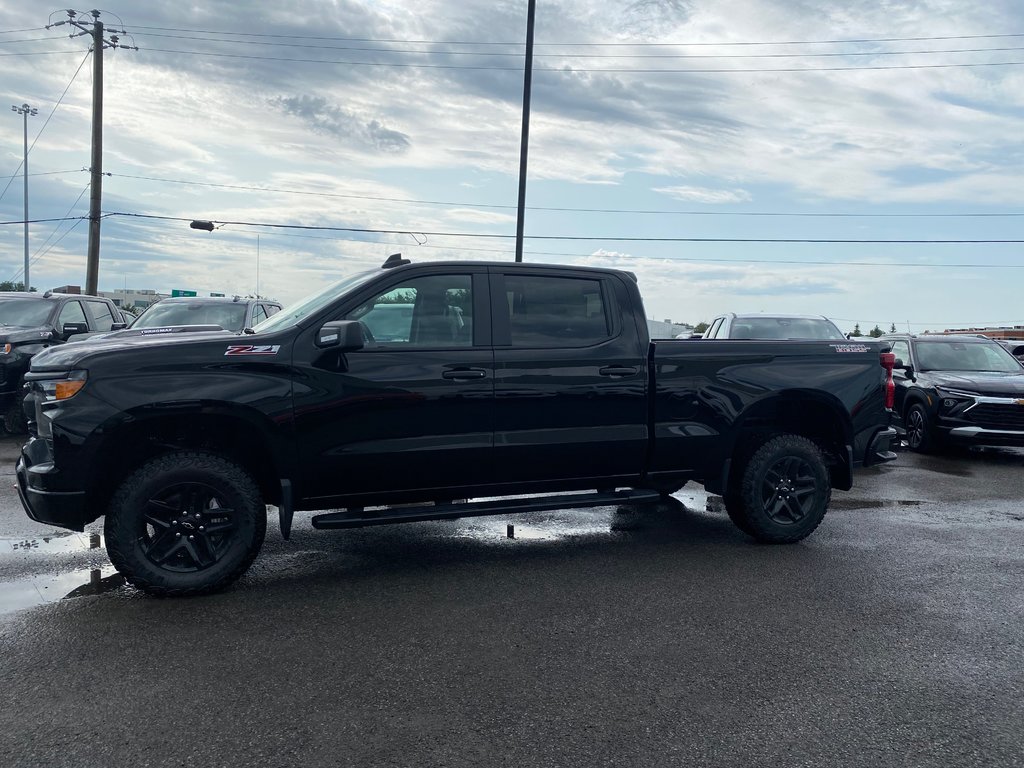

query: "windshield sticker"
(225, 344), (280, 356)
(829, 344), (870, 353)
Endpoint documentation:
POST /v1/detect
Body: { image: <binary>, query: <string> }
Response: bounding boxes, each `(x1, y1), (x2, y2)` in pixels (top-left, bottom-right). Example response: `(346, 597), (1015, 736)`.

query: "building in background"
(933, 326), (1024, 340)
(98, 289), (167, 309)
(647, 319), (695, 339)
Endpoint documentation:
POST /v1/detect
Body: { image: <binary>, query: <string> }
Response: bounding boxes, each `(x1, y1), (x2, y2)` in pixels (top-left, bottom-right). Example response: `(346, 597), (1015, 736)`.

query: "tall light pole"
(514, 0), (537, 263)
(11, 103), (37, 291)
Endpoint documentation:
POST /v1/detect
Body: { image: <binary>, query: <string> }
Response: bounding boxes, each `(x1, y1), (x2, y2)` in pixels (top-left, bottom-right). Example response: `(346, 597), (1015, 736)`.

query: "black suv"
(883, 333), (1024, 451)
(0, 291), (124, 432)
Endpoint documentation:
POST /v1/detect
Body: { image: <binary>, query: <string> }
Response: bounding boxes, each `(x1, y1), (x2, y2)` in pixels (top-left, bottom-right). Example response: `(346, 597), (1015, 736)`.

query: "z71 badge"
(224, 345), (281, 356)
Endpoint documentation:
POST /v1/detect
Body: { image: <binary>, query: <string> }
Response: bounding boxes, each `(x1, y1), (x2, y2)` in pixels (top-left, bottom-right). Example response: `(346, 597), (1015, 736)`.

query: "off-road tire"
(104, 452), (266, 597)
(730, 434), (832, 543)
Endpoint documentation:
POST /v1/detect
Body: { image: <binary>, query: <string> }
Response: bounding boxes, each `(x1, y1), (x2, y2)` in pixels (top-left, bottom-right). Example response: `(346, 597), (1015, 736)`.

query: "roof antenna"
(382, 253), (410, 269)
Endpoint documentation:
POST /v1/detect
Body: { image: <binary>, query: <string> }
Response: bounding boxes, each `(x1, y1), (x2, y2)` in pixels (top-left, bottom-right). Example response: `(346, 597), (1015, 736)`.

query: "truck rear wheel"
(104, 452), (266, 596)
(729, 434), (831, 543)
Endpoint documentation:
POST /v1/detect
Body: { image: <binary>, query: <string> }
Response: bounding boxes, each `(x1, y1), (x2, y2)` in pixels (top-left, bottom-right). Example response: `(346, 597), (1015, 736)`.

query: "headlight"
(935, 387), (975, 414)
(39, 370), (88, 401)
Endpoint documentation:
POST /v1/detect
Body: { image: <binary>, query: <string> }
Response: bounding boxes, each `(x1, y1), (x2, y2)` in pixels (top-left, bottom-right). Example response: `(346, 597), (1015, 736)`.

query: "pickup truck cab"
(17, 258), (897, 596)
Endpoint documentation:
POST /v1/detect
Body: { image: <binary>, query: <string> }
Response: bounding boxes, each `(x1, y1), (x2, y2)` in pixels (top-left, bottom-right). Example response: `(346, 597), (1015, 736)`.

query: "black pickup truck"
(17, 258), (897, 596)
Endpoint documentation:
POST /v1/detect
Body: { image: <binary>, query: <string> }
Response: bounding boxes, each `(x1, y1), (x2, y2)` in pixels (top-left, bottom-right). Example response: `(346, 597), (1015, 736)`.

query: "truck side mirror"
(61, 322), (89, 339)
(315, 320), (365, 350)
(893, 358), (913, 374)
(110, 322), (128, 331)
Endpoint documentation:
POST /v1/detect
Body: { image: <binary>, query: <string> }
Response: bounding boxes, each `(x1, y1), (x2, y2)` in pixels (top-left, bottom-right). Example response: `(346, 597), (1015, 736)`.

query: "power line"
(10, 181), (91, 281)
(104, 171), (1024, 218)
(127, 26), (1024, 47)
(0, 51), (91, 205)
(0, 26), (48, 34)
(97, 216), (1024, 269)
(97, 211), (1024, 244)
(125, 32), (1024, 59)
(137, 45), (1024, 73)
(0, 168), (86, 182)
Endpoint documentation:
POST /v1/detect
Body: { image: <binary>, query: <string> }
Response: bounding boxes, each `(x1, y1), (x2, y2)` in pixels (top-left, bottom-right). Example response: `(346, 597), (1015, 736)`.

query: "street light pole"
(514, 0), (537, 263)
(11, 103), (37, 291)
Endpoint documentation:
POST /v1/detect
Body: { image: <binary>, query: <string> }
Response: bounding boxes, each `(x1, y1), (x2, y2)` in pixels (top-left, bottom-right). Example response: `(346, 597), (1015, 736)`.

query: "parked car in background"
(701, 313), (846, 340)
(996, 339), (1024, 362)
(71, 296), (283, 342)
(0, 291), (123, 432)
(883, 333), (1024, 451)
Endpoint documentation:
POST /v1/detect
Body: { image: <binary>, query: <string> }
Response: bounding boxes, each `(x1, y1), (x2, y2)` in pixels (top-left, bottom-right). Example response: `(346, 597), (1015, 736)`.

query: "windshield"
(0, 299), (54, 328)
(915, 341), (1023, 373)
(729, 317), (845, 340)
(252, 268), (380, 334)
(134, 302), (248, 332)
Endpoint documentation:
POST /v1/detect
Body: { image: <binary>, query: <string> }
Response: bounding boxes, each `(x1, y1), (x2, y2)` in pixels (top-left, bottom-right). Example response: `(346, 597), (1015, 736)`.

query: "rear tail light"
(880, 352), (895, 410)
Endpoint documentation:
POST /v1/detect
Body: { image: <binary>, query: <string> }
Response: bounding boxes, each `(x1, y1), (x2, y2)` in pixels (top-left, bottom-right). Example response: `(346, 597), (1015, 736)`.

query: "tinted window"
(0, 299), (54, 327)
(251, 305), (268, 326)
(134, 302), (248, 331)
(85, 300), (115, 331)
(728, 317), (845, 340)
(265, 304), (281, 317)
(58, 301), (87, 327)
(706, 318), (724, 339)
(914, 341), (1022, 373)
(347, 275), (472, 347)
(502, 275), (609, 348)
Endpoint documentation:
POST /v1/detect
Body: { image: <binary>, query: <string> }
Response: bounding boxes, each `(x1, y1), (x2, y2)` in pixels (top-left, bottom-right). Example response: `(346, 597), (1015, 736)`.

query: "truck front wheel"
(104, 452), (266, 596)
(729, 434), (831, 543)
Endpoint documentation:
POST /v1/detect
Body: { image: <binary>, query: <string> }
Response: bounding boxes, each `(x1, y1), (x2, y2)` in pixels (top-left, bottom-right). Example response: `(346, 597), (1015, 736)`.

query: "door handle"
(599, 366), (638, 377)
(442, 368), (487, 380)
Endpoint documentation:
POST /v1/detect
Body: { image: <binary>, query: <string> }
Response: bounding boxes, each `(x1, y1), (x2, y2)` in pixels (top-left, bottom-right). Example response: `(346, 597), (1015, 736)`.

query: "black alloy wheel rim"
(139, 483), (237, 572)
(907, 409), (925, 448)
(760, 456), (819, 525)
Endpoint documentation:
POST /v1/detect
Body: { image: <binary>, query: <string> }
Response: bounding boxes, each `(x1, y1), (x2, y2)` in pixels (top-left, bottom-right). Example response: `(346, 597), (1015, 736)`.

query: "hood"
(0, 324), (55, 345)
(67, 324), (229, 344)
(31, 328), (237, 372)
(927, 370), (1024, 397)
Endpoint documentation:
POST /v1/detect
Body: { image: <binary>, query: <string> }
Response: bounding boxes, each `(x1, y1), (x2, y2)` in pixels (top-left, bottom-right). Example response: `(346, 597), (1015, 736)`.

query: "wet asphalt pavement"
(0, 437), (1021, 767)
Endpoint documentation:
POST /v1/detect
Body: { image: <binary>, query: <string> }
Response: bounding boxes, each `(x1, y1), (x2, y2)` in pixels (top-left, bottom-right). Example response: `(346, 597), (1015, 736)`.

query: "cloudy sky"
(1, 0), (1023, 332)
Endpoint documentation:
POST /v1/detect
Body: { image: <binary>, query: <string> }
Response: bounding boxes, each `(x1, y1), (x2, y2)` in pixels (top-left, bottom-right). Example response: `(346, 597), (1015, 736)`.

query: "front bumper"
(15, 438), (88, 531)
(945, 425), (1024, 447)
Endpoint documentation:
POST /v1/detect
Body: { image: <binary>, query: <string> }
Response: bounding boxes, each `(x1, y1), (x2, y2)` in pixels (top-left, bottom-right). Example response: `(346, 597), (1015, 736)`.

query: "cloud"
(653, 185), (753, 204)
(270, 95), (411, 154)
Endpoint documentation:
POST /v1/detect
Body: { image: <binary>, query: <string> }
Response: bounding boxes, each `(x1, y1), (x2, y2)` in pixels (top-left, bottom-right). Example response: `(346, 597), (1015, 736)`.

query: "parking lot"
(0, 436), (1021, 768)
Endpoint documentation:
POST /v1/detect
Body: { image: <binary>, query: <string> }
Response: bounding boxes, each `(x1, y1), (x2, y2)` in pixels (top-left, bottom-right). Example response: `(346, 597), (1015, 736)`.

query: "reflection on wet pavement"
(0, 566), (125, 619)
(450, 507), (622, 542)
(2, 532), (103, 554)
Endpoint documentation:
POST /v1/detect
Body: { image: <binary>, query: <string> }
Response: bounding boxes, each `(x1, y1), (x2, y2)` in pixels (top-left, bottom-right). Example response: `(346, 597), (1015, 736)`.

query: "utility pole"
(47, 10), (135, 295)
(11, 103), (37, 291)
(514, 0), (537, 263)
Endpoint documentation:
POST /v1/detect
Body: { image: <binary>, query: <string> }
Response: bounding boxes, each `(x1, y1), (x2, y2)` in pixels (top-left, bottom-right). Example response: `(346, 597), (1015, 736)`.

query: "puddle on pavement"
(1, 532), (103, 555)
(0, 566), (125, 619)
(450, 509), (619, 542)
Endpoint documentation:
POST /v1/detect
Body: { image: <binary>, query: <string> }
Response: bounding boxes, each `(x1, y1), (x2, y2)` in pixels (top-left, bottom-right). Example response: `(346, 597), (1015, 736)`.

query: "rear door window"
(500, 275), (610, 348)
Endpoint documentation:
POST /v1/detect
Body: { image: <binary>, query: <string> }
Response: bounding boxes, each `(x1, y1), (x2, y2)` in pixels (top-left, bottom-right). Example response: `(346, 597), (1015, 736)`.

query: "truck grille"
(966, 403), (1024, 431)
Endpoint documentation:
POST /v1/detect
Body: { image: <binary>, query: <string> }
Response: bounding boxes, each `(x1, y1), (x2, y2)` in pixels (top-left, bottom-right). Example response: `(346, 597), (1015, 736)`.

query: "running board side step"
(310, 489), (662, 530)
